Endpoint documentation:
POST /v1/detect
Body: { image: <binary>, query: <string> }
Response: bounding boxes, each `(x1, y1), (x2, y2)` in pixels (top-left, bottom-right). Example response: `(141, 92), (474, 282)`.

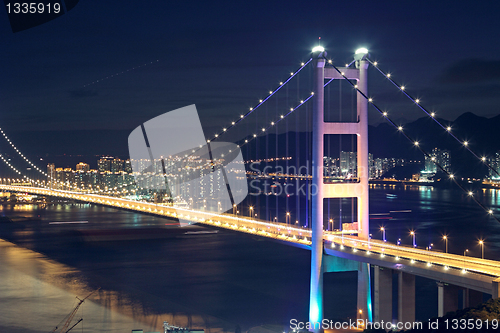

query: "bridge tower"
(310, 47), (371, 327)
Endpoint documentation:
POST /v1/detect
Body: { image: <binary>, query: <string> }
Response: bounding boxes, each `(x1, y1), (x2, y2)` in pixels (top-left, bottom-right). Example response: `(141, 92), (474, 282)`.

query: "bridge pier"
(493, 278), (500, 299)
(437, 282), (460, 316)
(373, 266), (392, 324)
(322, 255), (372, 323)
(463, 288), (484, 309)
(398, 271), (415, 323)
(357, 263), (372, 322)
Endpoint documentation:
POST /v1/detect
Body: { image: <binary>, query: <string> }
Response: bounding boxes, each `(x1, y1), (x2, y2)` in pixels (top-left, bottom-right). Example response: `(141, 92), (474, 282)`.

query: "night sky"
(1, 1), (500, 139)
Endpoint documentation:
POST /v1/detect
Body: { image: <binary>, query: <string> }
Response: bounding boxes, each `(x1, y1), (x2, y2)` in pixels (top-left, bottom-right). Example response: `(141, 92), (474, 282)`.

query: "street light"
(286, 212), (290, 226)
(463, 249), (469, 272)
(410, 231), (416, 247)
(249, 206), (253, 218)
(380, 226), (386, 242)
(329, 218), (333, 231)
(396, 238), (401, 259)
(479, 240), (484, 259)
(443, 235), (448, 253)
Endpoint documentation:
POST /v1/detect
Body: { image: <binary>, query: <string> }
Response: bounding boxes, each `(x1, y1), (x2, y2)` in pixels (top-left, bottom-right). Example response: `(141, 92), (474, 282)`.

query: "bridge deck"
(2, 185), (500, 291)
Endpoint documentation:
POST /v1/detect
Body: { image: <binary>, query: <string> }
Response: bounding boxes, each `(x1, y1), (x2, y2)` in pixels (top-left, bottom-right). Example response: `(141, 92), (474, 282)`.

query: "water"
(0, 185), (499, 332)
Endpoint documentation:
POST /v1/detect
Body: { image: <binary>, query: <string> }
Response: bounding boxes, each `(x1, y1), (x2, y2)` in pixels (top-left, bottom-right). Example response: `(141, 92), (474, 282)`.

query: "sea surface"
(0, 184), (499, 332)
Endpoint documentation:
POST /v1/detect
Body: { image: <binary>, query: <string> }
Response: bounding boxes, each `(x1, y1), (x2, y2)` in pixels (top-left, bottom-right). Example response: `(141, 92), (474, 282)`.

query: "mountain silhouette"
(2, 112), (499, 178)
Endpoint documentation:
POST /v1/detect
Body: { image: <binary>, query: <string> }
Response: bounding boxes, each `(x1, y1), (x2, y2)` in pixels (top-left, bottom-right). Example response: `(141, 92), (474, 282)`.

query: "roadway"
(1, 185), (499, 292)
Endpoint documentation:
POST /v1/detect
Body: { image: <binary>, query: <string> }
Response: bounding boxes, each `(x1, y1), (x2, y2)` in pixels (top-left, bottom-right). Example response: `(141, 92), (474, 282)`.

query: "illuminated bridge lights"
(3, 185), (500, 277)
(367, 58), (500, 188)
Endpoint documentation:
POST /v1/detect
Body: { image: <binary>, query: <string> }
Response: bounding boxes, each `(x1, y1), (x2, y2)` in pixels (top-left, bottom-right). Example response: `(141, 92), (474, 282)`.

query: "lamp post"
(249, 206), (253, 218)
(463, 249), (469, 271)
(232, 204), (237, 215)
(479, 240), (484, 259)
(410, 231), (416, 247)
(397, 238), (401, 258)
(380, 227), (386, 242)
(443, 235), (448, 253)
(286, 212), (290, 226)
(329, 219), (333, 231)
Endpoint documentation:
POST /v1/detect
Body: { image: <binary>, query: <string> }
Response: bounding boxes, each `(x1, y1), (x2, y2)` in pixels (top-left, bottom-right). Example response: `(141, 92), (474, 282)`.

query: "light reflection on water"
(0, 239), (228, 333)
(0, 239), (152, 332)
(370, 184), (500, 255)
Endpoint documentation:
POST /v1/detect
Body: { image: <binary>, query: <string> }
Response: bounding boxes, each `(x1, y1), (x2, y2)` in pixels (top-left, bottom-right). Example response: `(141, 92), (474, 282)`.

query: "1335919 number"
(444, 319), (498, 330)
(5, 3), (61, 14)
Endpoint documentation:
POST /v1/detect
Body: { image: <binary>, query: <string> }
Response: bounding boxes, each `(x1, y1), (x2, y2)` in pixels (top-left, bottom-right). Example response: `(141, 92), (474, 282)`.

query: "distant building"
(424, 148), (451, 174)
(368, 153), (375, 179)
(98, 156), (113, 172)
(373, 158), (395, 178)
(76, 162), (90, 172)
(111, 158), (123, 173)
(371, 157), (416, 179)
(340, 151), (357, 178)
(47, 163), (55, 188)
(488, 151), (500, 180)
(124, 159), (132, 173)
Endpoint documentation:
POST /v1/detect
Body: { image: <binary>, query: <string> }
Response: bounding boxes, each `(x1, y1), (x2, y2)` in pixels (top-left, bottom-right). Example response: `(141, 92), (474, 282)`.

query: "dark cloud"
(69, 89), (98, 99)
(439, 58), (500, 84)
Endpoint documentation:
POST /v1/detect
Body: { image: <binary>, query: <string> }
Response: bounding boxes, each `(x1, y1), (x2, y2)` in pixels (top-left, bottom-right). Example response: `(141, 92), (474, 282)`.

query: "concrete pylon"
(493, 278), (500, 299)
(437, 282), (460, 317)
(309, 48), (326, 329)
(398, 272), (415, 323)
(374, 266), (392, 324)
(355, 57), (369, 240)
(357, 262), (372, 322)
(309, 47), (372, 329)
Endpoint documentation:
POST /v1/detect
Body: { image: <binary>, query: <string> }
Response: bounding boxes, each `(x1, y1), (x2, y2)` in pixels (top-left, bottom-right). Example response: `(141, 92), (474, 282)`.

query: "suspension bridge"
(1, 46), (500, 329)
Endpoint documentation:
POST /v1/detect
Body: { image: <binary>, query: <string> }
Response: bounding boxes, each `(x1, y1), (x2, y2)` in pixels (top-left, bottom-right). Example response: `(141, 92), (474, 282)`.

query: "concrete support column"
(374, 266), (392, 324)
(357, 262), (372, 322)
(355, 59), (369, 240)
(398, 272), (415, 323)
(437, 282), (460, 317)
(463, 289), (484, 309)
(492, 279), (500, 299)
(309, 50), (326, 329)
